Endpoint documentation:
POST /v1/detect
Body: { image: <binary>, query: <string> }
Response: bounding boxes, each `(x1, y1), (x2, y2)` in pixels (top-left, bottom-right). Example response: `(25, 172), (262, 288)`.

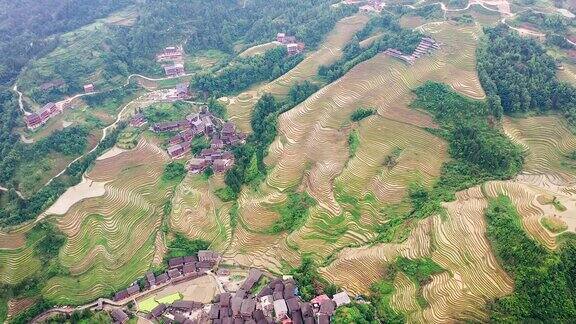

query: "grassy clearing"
(541, 217), (568, 233)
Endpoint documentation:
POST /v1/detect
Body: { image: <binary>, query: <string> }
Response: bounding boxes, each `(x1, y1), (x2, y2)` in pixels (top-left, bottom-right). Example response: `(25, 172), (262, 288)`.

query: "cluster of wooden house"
(147, 105), (244, 174)
(112, 250), (220, 303)
(276, 33), (305, 56)
(108, 250), (220, 324)
(24, 100), (71, 130)
(160, 268), (352, 324)
(358, 0), (384, 12)
(383, 37), (441, 65)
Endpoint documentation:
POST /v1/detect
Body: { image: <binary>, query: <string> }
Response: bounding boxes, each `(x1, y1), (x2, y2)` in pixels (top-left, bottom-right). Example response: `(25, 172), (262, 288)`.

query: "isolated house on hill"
(83, 83), (95, 93)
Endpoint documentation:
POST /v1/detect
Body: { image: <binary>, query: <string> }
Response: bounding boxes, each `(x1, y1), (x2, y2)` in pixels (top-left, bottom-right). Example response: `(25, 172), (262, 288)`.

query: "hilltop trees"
(477, 25), (576, 124)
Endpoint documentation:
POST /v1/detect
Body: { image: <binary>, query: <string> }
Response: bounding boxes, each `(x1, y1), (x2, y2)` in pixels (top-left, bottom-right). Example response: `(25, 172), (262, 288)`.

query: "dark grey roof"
(209, 304), (220, 319)
(286, 297), (300, 313)
(171, 300), (203, 311)
(150, 303), (167, 318)
(240, 298), (256, 316)
(319, 300), (335, 316)
(291, 310), (303, 324)
(220, 292), (231, 307)
(110, 308), (129, 323)
(301, 302), (313, 318)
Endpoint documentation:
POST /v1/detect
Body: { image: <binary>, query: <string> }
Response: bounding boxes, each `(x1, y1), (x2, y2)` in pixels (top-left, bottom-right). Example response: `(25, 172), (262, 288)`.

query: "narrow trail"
(0, 186), (24, 199)
(12, 84), (27, 115)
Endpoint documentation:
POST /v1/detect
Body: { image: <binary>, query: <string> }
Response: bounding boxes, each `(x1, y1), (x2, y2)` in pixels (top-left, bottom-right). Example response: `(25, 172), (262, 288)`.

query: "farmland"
(3, 0), (576, 322)
(40, 138), (175, 304)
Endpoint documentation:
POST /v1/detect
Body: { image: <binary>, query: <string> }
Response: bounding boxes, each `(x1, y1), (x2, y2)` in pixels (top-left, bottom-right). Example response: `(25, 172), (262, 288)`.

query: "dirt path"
(124, 73), (194, 86)
(0, 185), (24, 199)
(12, 84), (28, 115)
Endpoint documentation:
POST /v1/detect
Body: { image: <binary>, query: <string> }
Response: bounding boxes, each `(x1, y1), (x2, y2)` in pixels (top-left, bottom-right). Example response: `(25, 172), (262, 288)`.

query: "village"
(128, 84), (245, 174)
(98, 249), (353, 324)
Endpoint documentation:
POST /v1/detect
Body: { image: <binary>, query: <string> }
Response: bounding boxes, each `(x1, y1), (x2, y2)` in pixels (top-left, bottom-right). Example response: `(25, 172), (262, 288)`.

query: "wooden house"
(25, 113), (43, 130)
(114, 289), (129, 301)
(130, 113), (147, 128)
(176, 83), (191, 99)
(83, 84), (95, 93)
(168, 257), (184, 269)
(187, 158), (209, 173)
(110, 309), (129, 324)
(168, 141), (191, 159)
(152, 121), (186, 132)
(213, 159), (233, 173)
(240, 298), (256, 319)
(126, 283), (140, 296)
(146, 271), (156, 287)
(164, 63), (185, 77)
(147, 304), (167, 319)
(277, 33), (286, 43)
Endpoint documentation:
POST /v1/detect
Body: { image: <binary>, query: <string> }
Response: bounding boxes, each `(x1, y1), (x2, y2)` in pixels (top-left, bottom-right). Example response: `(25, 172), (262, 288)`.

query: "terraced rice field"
(0, 223), (41, 286)
(42, 138), (175, 304)
(225, 13), (370, 132)
(217, 22), (486, 272)
(503, 116), (576, 184)
(169, 175), (231, 251)
(559, 61), (576, 85)
(488, 115), (576, 248)
(320, 187), (513, 322)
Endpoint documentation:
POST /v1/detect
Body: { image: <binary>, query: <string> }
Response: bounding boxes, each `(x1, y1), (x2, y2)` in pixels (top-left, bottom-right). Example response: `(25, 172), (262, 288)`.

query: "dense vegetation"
(219, 81), (319, 200)
(0, 125), (89, 186)
(270, 192), (316, 233)
(291, 255), (338, 301)
(119, 0), (355, 58)
(0, 0), (131, 85)
(319, 13), (423, 82)
(190, 136), (211, 156)
(477, 25), (576, 123)
(515, 11), (575, 34)
(165, 233), (210, 260)
(161, 162), (186, 183)
(350, 108), (376, 122)
(373, 82), (524, 243)
(40, 309), (112, 324)
(193, 47), (303, 95)
(412, 82), (524, 185)
(486, 196), (576, 321)
(100, 0), (356, 83)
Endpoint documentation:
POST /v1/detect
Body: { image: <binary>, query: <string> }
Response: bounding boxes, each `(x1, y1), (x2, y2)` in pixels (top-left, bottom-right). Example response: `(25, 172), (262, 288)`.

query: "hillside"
(1, 0), (576, 323)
